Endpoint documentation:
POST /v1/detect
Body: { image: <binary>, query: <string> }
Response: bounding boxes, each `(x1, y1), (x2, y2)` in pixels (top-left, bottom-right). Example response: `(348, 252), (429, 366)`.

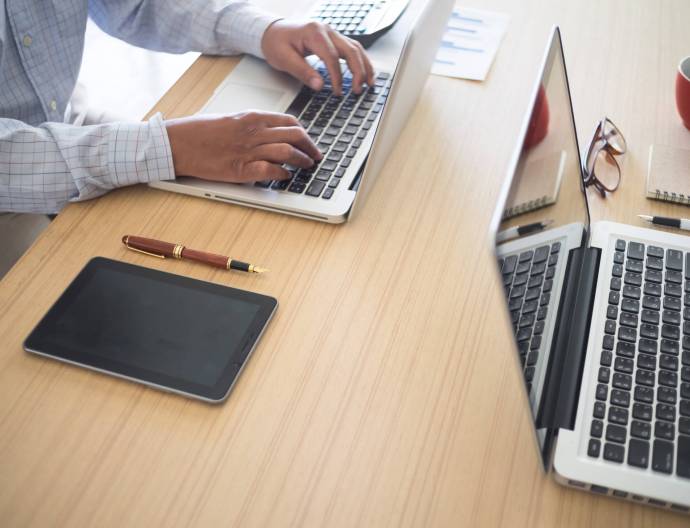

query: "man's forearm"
(0, 115), (175, 214)
(88, 0), (280, 58)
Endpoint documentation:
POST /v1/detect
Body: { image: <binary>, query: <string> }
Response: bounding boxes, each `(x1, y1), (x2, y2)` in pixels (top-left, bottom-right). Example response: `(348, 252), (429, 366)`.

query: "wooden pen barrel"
(123, 235), (230, 269)
(180, 247), (228, 269)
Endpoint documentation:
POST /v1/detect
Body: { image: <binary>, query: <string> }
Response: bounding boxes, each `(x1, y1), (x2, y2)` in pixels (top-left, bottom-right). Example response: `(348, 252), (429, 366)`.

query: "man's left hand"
(261, 20), (375, 96)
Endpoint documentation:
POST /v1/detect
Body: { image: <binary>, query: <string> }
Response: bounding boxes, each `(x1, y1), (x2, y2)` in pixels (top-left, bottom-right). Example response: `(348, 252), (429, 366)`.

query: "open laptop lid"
(488, 27), (591, 468)
(347, 0), (454, 218)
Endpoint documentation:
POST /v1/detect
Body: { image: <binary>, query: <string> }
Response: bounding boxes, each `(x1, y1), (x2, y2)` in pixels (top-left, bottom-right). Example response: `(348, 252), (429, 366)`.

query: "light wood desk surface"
(2, 0), (690, 526)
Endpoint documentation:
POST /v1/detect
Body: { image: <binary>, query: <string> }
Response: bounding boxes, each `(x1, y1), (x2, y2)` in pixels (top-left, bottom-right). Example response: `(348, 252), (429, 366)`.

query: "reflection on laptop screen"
(492, 31), (588, 465)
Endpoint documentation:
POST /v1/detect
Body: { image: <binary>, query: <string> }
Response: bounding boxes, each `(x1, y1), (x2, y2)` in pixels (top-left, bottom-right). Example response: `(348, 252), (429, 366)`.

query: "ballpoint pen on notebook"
(122, 235), (268, 273)
(496, 220), (553, 243)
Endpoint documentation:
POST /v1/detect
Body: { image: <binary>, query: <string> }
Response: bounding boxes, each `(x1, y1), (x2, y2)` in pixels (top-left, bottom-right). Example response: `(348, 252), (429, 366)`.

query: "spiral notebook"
(503, 150), (566, 219)
(646, 144), (690, 205)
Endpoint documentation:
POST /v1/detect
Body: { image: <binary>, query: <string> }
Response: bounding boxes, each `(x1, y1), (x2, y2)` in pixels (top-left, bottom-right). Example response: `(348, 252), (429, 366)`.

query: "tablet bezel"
(24, 257), (277, 403)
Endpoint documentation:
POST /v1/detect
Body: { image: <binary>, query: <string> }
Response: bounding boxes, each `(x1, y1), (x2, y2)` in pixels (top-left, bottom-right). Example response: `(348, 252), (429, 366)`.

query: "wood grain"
(1, 0), (690, 526)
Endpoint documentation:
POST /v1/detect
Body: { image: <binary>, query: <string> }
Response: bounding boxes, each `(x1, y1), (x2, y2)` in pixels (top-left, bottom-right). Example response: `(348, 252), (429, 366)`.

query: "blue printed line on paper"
(451, 12), (484, 24)
(447, 26), (477, 34)
(440, 40), (484, 53)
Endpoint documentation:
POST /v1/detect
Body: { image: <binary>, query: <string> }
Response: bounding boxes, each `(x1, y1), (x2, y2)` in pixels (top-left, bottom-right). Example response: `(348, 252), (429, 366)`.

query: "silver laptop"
(489, 27), (690, 512)
(150, 0), (453, 224)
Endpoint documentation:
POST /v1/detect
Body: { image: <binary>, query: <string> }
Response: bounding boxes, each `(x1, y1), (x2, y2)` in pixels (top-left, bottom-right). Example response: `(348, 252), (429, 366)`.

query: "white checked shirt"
(0, 0), (278, 213)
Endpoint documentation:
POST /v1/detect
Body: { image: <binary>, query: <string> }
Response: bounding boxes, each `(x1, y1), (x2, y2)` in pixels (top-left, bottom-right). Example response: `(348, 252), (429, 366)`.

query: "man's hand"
(165, 111), (322, 183)
(261, 20), (375, 96)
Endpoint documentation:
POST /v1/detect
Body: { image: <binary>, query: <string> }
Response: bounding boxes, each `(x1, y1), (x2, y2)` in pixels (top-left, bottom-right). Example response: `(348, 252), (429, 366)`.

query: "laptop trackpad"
(199, 56), (300, 115)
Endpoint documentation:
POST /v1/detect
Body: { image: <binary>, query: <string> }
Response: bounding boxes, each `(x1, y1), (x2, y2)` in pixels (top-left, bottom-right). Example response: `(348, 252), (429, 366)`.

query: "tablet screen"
(25, 258), (277, 402)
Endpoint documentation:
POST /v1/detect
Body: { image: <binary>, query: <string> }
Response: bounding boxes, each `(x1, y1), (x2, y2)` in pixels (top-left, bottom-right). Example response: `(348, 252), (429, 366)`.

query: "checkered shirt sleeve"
(0, 1), (279, 214)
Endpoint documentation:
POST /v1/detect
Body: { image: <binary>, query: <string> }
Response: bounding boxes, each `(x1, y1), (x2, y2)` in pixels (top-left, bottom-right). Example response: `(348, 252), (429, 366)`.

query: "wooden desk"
(1, 0), (689, 525)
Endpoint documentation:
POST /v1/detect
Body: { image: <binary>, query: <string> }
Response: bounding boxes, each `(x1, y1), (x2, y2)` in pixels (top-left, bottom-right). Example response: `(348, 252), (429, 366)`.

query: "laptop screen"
(490, 28), (589, 466)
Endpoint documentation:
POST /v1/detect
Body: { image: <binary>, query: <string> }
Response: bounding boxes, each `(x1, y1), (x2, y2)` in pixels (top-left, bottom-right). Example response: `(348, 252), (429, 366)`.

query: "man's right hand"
(165, 111), (322, 183)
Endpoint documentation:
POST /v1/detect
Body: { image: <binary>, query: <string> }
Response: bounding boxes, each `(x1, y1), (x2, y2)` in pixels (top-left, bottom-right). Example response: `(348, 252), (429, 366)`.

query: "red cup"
(524, 84), (549, 149)
(677, 56), (690, 130)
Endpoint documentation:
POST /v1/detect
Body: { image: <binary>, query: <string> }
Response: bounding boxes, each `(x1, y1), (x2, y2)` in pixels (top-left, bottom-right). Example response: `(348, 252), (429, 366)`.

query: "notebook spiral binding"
(654, 190), (690, 205)
(502, 196), (549, 220)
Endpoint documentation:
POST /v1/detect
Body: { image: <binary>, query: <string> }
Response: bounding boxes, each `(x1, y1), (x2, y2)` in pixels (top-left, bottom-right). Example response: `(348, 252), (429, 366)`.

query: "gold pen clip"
(125, 243), (165, 259)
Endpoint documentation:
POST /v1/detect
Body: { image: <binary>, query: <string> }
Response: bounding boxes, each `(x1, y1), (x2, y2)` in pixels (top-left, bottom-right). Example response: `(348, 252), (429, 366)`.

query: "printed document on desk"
(432, 6), (509, 81)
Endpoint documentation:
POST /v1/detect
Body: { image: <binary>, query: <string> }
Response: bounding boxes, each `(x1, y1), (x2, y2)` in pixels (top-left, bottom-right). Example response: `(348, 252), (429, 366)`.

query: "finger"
(243, 161), (290, 182)
(252, 143), (315, 169)
(270, 49), (325, 91)
(258, 126), (322, 160)
(356, 40), (376, 86)
(307, 31), (343, 95)
(243, 110), (300, 129)
(330, 32), (366, 93)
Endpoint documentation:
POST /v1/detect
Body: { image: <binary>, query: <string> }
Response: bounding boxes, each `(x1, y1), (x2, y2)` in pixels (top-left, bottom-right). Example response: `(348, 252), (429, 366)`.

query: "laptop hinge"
(537, 246), (600, 460)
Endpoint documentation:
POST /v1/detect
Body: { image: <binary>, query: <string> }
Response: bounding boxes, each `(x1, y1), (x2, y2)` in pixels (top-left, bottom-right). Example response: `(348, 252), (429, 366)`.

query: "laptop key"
(621, 298), (639, 313)
(306, 181), (325, 197)
(635, 386), (654, 403)
(647, 256), (663, 270)
(678, 435), (690, 479)
(633, 402), (653, 421)
(637, 353), (656, 371)
(606, 424), (627, 444)
(271, 179), (290, 191)
(608, 406), (628, 425)
(315, 170), (331, 182)
(288, 182), (306, 193)
(254, 180), (272, 188)
(656, 403), (676, 422)
(617, 341), (635, 357)
(646, 269), (662, 283)
(638, 338), (657, 355)
(647, 245), (664, 258)
(588, 438), (601, 458)
(658, 386), (677, 404)
(611, 389), (629, 407)
(652, 439), (674, 473)
(627, 242), (645, 260)
(681, 417), (690, 435)
(635, 370), (655, 387)
(626, 259), (644, 273)
(628, 438), (650, 468)
(631, 420), (651, 440)
(600, 350), (612, 367)
(666, 249), (683, 271)
(322, 188), (334, 200)
(603, 442), (625, 462)
(654, 421), (674, 440)
(663, 309), (680, 325)
(642, 309), (660, 324)
(591, 419), (604, 438)
(613, 372), (632, 390)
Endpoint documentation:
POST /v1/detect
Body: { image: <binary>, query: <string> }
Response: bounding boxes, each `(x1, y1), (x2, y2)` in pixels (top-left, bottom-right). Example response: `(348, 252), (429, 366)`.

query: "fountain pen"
(122, 235), (268, 273)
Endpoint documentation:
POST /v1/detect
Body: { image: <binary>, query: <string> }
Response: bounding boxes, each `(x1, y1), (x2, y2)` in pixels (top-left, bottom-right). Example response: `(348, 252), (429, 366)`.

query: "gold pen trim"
(173, 244), (184, 259)
(124, 240), (165, 259)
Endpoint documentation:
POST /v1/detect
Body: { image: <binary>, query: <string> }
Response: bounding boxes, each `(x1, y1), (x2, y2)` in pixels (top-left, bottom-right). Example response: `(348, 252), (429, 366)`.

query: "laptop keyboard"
(499, 242), (561, 393)
(253, 61), (392, 199)
(587, 239), (690, 480)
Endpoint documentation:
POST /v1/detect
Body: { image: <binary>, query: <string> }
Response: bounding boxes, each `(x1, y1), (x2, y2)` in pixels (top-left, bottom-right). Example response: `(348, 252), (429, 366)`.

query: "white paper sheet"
(431, 6), (509, 81)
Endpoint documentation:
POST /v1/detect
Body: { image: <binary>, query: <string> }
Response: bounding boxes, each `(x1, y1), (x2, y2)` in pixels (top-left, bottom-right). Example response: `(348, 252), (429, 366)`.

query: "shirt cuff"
(108, 112), (175, 186)
(218, 5), (282, 59)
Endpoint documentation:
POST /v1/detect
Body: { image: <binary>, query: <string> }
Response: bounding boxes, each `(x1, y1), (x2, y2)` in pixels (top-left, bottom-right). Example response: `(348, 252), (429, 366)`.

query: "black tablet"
(24, 257), (277, 403)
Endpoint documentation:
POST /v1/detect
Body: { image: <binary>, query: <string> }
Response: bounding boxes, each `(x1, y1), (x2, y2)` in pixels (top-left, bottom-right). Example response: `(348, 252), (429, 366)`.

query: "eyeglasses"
(583, 117), (627, 197)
